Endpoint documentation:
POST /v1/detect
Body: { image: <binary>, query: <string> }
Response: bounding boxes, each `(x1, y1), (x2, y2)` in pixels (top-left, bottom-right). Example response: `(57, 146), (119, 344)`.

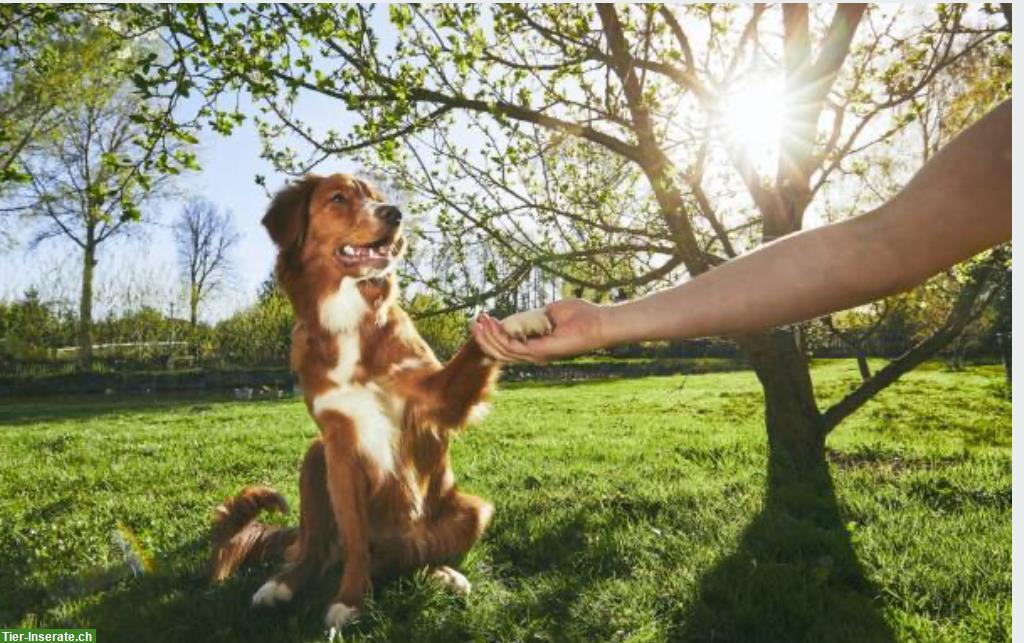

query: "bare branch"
(657, 5), (694, 69)
(822, 253), (1007, 431)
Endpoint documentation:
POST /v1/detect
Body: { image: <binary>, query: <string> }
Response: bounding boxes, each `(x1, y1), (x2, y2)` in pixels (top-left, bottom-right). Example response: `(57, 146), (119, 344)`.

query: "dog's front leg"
(422, 309), (552, 426)
(422, 339), (498, 427)
(319, 412), (371, 632)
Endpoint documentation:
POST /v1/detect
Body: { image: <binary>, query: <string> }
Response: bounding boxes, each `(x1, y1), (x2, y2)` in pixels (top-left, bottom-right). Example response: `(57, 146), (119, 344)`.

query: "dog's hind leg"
(419, 490), (493, 596)
(373, 489), (493, 595)
(253, 439), (335, 608)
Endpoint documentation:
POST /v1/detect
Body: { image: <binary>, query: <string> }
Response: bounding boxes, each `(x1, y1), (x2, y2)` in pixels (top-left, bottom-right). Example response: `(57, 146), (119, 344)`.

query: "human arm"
(472, 99), (1011, 363)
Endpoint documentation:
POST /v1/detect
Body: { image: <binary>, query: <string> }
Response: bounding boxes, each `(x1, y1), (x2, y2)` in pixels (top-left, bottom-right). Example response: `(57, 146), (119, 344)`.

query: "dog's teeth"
(340, 242), (398, 260)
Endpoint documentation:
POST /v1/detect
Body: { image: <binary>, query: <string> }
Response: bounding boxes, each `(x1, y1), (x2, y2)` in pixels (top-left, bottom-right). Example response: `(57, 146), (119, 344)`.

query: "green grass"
(0, 361), (1009, 642)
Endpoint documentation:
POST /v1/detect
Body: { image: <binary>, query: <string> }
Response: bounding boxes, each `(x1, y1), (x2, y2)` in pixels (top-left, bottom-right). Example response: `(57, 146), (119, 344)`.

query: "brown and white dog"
(207, 173), (550, 632)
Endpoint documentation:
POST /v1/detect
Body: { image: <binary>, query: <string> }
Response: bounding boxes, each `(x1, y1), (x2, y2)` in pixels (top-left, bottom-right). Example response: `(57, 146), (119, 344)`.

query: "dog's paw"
(500, 308), (553, 341)
(252, 579), (293, 608)
(430, 566), (472, 596)
(325, 602), (359, 637)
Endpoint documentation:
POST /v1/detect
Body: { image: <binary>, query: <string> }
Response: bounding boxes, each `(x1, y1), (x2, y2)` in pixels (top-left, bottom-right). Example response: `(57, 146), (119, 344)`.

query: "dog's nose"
(377, 205), (403, 226)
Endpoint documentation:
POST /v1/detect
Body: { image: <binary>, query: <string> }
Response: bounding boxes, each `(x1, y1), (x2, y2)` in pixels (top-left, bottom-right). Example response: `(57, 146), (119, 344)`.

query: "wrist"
(596, 303), (632, 347)
(597, 284), (702, 345)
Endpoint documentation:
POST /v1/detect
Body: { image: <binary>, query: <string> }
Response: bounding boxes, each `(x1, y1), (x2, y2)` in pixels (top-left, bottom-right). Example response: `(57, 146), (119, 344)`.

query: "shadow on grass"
(73, 566), (333, 642)
(56, 540), (309, 643)
(62, 510), (617, 642)
(670, 449), (895, 643)
(64, 539), (484, 643)
(49, 533), (352, 643)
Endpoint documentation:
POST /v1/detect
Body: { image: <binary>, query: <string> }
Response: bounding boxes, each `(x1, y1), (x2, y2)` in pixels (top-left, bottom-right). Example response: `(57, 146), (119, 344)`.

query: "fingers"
(471, 314), (547, 364)
(480, 314), (540, 363)
(472, 314), (516, 362)
(495, 319), (550, 364)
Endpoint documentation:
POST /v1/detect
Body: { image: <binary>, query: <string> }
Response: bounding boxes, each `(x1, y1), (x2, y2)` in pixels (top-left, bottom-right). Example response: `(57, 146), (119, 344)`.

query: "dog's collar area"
(358, 276), (390, 289)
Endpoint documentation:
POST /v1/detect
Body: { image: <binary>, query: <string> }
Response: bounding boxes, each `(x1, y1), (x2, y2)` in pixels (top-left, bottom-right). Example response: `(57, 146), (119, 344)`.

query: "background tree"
(128, 4), (1009, 467)
(403, 292), (471, 360)
(1, 7), (83, 249)
(173, 197), (240, 327)
(0, 6), (84, 189)
(1, 24), (192, 369)
(0, 288), (74, 360)
(214, 275), (294, 368)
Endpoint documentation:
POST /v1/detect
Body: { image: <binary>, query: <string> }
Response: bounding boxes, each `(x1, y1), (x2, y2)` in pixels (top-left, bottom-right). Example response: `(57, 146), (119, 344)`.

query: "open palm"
(472, 299), (609, 364)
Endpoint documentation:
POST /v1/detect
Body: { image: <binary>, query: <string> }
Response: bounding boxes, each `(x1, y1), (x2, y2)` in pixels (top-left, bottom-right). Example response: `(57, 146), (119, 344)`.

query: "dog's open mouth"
(335, 235), (404, 269)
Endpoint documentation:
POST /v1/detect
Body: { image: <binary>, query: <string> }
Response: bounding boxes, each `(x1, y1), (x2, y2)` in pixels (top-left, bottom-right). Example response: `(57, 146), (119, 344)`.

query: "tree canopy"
(107, 5), (1007, 337)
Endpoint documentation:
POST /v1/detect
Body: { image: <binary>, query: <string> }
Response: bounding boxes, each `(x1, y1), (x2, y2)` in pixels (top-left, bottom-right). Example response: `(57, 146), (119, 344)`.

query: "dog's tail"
(208, 486), (296, 582)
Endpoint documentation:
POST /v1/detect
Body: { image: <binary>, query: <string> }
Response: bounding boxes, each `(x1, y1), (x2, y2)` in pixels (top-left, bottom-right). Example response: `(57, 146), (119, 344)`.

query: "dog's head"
(262, 173), (406, 281)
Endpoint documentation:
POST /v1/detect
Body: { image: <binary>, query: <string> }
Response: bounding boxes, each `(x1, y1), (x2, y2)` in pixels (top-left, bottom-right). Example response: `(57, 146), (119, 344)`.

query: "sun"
(718, 76), (786, 172)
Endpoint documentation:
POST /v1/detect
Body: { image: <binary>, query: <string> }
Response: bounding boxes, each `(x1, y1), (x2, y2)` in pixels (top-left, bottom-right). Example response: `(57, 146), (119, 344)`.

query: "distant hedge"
(0, 357), (750, 396)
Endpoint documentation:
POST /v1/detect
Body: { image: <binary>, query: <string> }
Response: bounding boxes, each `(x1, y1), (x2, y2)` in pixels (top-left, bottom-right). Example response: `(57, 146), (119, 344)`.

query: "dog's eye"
(330, 193), (346, 204)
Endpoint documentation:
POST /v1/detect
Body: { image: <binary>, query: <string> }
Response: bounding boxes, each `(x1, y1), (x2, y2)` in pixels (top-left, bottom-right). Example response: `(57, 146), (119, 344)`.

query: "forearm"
(603, 99), (1011, 344)
(603, 215), (890, 342)
(471, 101), (1009, 364)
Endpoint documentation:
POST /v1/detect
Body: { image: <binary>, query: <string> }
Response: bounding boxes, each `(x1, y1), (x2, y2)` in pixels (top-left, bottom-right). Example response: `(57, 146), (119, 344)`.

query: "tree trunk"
(78, 240), (97, 371)
(738, 330), (826, 466)
(952, 336), (966, 371)
(855, 353), (872, 381)
(189, 285), (199, 327)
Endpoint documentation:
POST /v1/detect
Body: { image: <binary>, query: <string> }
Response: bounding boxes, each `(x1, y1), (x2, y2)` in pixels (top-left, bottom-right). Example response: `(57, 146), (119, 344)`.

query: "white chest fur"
(312, 278), (403, 474)
(313, 384), (403, 474)
(319, 277), (367, 335)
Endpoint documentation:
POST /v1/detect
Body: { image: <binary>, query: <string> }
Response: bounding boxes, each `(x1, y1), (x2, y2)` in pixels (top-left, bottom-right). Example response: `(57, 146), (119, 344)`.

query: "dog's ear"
(261, 175), (320, 249)
(355, 177), (386, 202)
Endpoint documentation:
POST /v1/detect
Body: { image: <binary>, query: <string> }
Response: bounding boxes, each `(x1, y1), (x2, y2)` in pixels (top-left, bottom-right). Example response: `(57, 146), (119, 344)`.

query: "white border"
(1011, 3), (1021, 641)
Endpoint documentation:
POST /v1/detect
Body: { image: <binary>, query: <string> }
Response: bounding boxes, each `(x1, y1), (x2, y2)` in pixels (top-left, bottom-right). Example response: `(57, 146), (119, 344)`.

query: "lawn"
(0, 361), (1010, 642)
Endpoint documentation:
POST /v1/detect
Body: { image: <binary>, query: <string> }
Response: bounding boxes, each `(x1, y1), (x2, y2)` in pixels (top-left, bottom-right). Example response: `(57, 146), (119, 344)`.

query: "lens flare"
(718, 76), (786, 173)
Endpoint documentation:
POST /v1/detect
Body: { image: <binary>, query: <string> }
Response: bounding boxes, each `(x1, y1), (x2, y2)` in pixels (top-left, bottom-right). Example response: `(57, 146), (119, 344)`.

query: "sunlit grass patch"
(0, 361), (1009, 642)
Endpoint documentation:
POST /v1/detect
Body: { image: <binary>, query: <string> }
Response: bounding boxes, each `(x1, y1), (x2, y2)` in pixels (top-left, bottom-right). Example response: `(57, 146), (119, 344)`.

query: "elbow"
(844, 207), (924, 302)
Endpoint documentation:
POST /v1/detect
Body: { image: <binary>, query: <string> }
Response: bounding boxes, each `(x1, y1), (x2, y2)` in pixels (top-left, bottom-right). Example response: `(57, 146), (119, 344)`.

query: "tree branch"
(408, 87), (642, 163)
(822, 254), (1007, 431)
(656, 5), (694, 69)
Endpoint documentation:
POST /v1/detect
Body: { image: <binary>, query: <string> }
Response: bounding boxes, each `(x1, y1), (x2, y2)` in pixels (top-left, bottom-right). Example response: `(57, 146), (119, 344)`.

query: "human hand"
(471, 299), (611, 364)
